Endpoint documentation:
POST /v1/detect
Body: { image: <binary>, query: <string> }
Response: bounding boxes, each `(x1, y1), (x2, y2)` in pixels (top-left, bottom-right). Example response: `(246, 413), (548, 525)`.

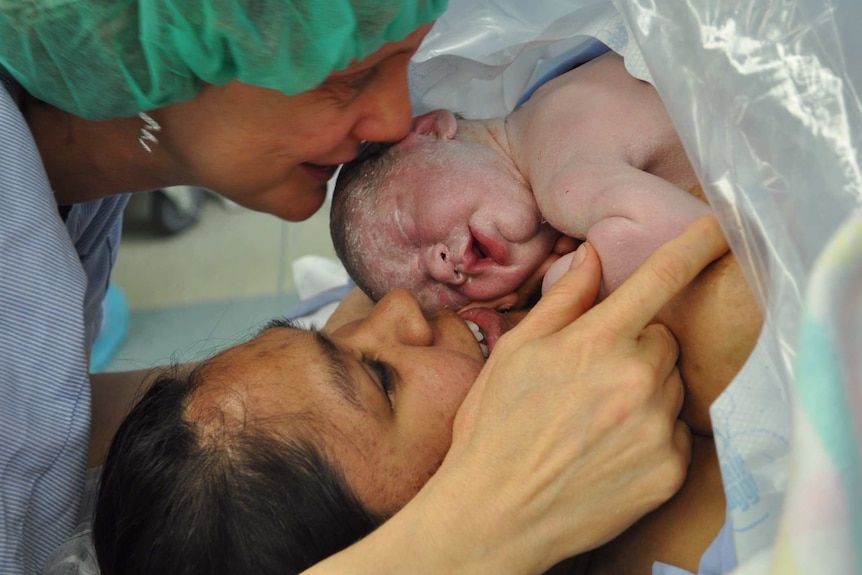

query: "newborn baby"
(332, 52), (711, 310)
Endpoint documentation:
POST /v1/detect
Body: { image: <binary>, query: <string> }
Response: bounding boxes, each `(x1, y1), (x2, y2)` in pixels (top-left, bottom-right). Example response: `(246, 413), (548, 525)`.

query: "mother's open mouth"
(458, 307), (506, 358)
(463, 320), (489, 358)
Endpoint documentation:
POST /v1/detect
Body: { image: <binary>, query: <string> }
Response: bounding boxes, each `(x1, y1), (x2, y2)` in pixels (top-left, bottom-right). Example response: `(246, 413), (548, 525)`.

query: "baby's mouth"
(469, 227), (509, 267)
(473, 237), (490, 261)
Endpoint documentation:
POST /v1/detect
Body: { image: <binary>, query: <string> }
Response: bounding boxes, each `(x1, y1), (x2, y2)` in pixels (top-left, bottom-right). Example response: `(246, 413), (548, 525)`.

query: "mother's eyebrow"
(312, 330), (365, 412)
(258, 317), (365, 411)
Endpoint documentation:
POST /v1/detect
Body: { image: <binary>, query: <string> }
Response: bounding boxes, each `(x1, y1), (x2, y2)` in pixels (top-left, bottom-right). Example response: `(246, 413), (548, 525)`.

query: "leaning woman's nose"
(352, 68), (413, 144)
(373, 290), (434, 345)
(426, 243), (467, 285)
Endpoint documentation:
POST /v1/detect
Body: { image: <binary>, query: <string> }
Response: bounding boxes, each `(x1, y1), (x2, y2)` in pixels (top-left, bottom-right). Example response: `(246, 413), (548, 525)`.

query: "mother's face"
(160, 25), (432, 222)
(190, 290), (524, 517)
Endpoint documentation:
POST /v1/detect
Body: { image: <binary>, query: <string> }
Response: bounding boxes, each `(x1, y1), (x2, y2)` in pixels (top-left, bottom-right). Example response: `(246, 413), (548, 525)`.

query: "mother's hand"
(302, 216), (729, 575)
(438, 216), (729, 573)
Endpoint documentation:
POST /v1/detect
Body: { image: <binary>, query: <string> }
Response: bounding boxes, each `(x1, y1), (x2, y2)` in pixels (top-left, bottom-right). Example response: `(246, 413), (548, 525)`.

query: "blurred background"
(94, 186), (337, 373)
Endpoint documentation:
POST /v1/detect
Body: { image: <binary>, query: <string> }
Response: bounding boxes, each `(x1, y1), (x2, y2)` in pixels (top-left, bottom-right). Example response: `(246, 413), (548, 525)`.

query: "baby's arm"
(538, 163), (711, 296)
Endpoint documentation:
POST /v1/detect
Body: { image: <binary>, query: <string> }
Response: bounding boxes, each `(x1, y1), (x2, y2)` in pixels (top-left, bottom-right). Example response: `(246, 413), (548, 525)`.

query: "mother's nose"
(425, 243), (467, 285)
(369, 289), (434, 345)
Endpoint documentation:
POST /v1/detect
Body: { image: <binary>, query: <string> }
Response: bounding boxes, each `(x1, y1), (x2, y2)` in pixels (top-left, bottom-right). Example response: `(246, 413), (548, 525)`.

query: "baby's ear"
(412, 109), (458, 140)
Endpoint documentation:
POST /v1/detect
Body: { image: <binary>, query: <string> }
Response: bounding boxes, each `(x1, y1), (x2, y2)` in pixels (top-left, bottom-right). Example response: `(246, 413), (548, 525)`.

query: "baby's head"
(332, 109), (559, 310)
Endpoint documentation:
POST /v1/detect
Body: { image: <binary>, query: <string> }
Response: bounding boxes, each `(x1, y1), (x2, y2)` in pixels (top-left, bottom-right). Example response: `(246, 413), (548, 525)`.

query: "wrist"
(380, 458), (557, 575)
(301, 462), (549, 575)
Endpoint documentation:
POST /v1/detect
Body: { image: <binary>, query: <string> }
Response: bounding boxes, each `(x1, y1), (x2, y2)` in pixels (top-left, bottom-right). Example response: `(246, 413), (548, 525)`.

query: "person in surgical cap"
(0, 2), (708, 573)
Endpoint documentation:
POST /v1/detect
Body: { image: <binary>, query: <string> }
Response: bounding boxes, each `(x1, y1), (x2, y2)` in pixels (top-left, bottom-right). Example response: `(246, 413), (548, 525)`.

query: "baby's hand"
(542, 251), (577, 296)
(542, 235), (585, 296)
(517, 235), (580, 307)
(513, 250), (568, 309)
(553, 234), (579, 255)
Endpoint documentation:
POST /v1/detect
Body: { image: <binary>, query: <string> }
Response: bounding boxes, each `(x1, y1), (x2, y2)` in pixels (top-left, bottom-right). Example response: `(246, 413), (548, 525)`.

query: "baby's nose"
(426, 243), (467, 285)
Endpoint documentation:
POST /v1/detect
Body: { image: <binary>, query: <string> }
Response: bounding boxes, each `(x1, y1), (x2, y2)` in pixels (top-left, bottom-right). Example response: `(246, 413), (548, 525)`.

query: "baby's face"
(350, 137), (559, 310)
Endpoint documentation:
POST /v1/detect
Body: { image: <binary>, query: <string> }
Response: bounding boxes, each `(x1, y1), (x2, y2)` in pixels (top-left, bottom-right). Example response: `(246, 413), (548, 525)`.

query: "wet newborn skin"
(332, 52), (710, 310)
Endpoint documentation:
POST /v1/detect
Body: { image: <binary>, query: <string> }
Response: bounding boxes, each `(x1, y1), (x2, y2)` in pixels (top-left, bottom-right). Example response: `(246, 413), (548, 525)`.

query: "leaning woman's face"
(188, 290), (524, 516)
(160, 25), (433, 222)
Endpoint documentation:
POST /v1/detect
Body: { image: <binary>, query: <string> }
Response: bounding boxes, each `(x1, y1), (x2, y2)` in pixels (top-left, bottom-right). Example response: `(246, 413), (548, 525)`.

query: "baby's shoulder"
(520, 52), (659, 132)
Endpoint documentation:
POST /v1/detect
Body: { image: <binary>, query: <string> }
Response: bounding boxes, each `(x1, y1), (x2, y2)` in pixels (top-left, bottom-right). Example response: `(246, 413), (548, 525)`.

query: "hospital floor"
(100, 191), (338, 373)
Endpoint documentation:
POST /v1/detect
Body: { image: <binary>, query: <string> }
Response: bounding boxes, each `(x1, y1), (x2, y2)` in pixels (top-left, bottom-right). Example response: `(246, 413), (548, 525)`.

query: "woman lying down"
(93, 217), (762, 575)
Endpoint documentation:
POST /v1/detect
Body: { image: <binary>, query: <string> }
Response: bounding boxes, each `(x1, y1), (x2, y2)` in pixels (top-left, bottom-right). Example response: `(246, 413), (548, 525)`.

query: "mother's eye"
(361, 354), (396, 409)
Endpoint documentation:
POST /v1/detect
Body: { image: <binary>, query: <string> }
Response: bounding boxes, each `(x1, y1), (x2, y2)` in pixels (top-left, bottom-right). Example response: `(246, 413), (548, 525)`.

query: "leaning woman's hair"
(93, 364), (382, 575)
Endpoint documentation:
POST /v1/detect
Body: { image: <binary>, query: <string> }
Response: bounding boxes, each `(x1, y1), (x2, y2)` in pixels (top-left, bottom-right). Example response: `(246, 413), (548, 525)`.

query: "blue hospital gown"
(0, 72), (129, 574)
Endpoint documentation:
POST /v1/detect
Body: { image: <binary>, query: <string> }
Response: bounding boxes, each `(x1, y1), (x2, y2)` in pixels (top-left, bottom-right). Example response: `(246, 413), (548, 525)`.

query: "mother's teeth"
(465, 320), (490, 358)
(465, 320), (485, 342)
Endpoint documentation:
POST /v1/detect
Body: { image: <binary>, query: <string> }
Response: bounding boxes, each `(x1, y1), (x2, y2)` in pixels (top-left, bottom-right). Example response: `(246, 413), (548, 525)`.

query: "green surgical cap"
(0, 0), (446, 120)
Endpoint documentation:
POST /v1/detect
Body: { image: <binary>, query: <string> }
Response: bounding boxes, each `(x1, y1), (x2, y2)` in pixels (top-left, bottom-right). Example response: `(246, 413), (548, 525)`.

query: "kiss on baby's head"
(331, 110), (559, 311)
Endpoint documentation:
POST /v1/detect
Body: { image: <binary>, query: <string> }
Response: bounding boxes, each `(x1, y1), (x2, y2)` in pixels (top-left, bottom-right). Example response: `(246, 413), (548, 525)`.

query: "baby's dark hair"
(93, 360), (383, 575)
(331, 141), (398, 302)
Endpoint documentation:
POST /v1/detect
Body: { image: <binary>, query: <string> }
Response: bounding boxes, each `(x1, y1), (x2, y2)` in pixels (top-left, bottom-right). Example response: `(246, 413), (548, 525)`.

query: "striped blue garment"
(0, 74), (128, 574)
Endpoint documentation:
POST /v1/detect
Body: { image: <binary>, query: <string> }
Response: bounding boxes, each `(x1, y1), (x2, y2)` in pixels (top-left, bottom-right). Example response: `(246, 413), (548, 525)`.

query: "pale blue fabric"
(0, 73), (128, 574)
(514, 38), (611, 108)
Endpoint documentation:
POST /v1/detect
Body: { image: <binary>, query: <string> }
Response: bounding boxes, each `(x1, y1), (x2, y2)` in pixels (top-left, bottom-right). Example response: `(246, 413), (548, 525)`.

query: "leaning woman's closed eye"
(321, 68), (379, 109)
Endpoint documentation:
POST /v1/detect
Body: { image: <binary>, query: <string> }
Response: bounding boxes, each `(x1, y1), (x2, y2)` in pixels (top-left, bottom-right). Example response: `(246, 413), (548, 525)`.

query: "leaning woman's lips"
(301, 163), (339, 183)
(458, 307), (507, 358)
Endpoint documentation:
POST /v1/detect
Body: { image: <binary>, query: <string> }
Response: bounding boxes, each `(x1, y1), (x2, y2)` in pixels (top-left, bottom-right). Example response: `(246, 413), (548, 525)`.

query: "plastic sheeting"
(410, 1), (861, 573)
(618, 3), (862, 573)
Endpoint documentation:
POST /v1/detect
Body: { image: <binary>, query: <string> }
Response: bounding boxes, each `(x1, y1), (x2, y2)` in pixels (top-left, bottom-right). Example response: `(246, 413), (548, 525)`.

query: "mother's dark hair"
(93, 362), (382, 575)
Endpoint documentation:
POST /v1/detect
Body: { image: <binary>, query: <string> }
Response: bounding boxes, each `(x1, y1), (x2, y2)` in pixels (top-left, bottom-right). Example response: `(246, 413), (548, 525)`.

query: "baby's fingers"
(514, 243), (601, 337)
(512, 251), (563, 309)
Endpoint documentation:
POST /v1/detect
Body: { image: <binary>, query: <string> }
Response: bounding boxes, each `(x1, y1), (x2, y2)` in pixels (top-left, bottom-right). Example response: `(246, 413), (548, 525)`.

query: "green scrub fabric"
(0, 0), (445, 120)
